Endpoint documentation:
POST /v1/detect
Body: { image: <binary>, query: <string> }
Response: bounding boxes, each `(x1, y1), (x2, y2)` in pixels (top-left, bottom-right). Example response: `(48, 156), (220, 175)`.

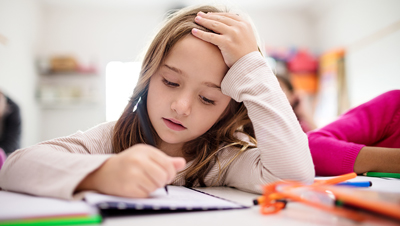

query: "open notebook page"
(0, 191), (97, 221)
(85, 185), (245, 211)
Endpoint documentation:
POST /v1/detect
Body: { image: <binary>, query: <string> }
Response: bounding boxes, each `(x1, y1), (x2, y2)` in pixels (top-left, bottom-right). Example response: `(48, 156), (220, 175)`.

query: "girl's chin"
(158, 135), (187, 145)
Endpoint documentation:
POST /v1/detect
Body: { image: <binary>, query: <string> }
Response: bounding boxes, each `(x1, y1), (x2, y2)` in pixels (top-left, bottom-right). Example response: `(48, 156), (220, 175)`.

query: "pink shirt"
(307, 90), (400, 176)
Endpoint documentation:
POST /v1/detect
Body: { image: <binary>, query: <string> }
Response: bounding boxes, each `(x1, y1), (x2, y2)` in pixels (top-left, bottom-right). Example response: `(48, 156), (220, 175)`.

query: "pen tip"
(253, 199), (259, 205)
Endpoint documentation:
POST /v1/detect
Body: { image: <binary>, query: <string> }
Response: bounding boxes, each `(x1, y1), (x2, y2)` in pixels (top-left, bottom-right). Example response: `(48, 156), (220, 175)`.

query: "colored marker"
(253, 197), (287, 206)
(363, 172), (400, 179)
(336, 181), (372, 187)
(253, 196), (266, 205)
(313, 172), (357, 186)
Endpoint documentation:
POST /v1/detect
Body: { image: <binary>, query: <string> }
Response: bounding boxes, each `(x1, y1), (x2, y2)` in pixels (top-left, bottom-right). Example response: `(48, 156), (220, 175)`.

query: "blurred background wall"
(0, 0), (399, 148)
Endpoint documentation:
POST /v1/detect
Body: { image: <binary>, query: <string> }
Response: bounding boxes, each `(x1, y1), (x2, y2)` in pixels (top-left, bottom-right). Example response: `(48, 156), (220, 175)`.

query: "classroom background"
(0, 0), (399, 149)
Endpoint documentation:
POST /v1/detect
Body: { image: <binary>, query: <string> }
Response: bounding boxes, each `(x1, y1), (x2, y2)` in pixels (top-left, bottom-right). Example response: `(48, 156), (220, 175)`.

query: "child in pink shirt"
(307, 90), (400, 176)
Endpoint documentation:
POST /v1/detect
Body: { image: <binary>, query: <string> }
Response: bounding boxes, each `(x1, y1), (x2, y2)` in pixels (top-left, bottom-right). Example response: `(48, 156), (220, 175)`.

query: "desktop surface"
(101, 176), (400, 226)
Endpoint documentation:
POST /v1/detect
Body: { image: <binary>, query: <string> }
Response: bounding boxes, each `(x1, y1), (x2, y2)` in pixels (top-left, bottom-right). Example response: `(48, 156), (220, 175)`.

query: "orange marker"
(313, 172), (357, 186)
(253, 196), (266, 205)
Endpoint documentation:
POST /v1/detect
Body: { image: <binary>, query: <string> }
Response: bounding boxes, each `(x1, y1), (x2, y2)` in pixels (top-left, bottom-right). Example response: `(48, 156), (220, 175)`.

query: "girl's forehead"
(163, 35), (227, 77)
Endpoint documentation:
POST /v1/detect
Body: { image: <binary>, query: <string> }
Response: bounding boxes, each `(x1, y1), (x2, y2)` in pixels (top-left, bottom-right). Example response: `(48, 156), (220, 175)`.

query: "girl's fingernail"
(195, 16), (201, 22)
(192, 28), (198, 34)
(198, 11), (206, 16)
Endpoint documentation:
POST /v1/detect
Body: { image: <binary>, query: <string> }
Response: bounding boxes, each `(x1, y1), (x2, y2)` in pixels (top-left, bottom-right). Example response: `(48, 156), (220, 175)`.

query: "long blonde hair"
(112, 5), (257, 187)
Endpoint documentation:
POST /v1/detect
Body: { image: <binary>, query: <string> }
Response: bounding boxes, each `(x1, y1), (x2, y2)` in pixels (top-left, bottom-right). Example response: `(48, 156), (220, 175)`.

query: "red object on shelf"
(287, 49), (318, 73)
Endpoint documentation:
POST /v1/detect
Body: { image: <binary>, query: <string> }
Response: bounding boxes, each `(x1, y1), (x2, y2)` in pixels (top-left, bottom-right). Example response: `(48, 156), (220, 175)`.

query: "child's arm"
(220, 52), (315, 191)
(0, 121), (185, 199)
(0, 122), (115, 199)
(193, 12), (314, 192)
(354, 146), (400, 174)
(308, 90), (400, 176)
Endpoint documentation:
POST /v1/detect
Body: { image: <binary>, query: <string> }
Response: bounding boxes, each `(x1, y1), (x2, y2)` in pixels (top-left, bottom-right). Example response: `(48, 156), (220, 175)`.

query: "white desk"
(101, 176), (400, 226)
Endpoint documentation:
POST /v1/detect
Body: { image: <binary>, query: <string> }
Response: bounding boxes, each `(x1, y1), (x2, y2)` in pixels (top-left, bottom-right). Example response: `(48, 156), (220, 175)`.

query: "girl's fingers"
(207, 12), (243, 21)
(126, 185), (148, 198)
(193, 11), (258, 67)
(135, 167), (159, 193)
(142, 160), (169, 187)
(171, 157), (186, 171)
(133, 181), (155, 197)
(197, 11), (239, 26)
(195, 15), (231, 35)
(191, 28), (223, 47)
(148, 151), (179, 183)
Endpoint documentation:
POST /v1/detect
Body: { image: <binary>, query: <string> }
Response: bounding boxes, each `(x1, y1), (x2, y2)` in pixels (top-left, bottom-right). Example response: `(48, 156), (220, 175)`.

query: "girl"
(0, 5), (314, 200)
(275, 74), (317, 133)
(308, 90), (400, 176)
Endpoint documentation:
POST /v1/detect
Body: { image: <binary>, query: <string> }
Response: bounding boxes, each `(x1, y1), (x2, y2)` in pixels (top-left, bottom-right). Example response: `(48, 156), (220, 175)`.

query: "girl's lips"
(163, 118), (186, 131)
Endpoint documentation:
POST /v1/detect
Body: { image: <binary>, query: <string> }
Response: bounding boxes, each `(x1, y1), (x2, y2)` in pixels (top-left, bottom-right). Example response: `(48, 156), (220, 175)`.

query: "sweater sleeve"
(307, 89), (400, 176)
(220, 52), (315, 193)
(0, 121), (116, 200)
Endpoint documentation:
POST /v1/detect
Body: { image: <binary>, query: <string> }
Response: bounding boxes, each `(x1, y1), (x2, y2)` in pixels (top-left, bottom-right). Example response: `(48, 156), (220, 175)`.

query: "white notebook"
(0, 191), (97, 221)
(0, 186), (247, 221)
(84, 185), (247, 213)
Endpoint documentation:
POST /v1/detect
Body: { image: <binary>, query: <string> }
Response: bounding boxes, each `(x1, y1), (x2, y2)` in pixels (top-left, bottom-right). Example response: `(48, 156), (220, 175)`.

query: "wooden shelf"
(37, 72), (101, 109)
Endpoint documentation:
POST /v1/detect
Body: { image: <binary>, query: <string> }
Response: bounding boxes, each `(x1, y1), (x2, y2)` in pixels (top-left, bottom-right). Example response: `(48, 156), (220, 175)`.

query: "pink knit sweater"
(308, 90), (400, 176)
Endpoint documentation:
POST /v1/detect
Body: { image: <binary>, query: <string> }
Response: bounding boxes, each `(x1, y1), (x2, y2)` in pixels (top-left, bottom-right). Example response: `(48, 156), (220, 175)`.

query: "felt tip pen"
(363, 172), (400, 179)
(253, 196), (287, 206)
(253, 196), (266, 205)
(336, 181), (372, 187)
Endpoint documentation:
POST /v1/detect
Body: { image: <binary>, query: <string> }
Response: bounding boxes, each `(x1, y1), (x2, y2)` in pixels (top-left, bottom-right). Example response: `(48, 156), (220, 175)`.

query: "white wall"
(249, 9), (316, 52)
(0, 0), (42, 147)
(313, 0), (400, 107)
(36, 5), (167, 140)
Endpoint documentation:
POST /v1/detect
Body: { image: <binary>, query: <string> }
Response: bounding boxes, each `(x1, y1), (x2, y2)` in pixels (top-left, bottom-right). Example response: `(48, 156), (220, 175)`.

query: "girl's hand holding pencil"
(76, 145), (186, 198)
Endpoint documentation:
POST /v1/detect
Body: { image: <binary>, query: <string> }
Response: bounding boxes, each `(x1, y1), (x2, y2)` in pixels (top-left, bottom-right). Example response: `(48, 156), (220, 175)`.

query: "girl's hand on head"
(192, 11), (258, 68)
(76, 144), (186, 198)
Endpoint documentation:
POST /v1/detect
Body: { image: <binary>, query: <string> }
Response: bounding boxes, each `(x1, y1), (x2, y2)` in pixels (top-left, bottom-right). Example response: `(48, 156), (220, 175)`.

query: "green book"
(0, 214), (102, 226)
(0, 191), (101, 226)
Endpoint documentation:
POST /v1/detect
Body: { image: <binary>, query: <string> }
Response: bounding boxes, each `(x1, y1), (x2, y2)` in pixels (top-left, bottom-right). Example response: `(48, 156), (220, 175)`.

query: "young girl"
(308, 90), (400, 176)
(0, 5), (314, 200)
(275, 74), (317, 133)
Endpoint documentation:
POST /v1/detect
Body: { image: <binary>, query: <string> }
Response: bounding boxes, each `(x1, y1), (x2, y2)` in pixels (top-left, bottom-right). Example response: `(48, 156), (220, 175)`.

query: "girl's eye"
(200, 95), (215, 105)
(162, 78), (179, 87)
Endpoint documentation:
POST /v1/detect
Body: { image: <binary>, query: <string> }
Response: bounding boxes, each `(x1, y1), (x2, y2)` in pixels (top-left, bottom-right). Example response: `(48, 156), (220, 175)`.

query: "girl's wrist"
(75, 160), (106, 193)
(76, 171), (96, 192)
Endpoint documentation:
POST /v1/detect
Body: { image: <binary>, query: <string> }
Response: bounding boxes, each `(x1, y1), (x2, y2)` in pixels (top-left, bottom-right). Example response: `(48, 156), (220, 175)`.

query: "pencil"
(363, 172), (400, 179)
(136, 97), (168, 195)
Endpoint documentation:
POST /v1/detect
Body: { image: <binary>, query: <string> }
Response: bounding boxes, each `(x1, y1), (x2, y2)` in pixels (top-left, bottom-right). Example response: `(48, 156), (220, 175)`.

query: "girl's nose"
(171, 96), (192, 116)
